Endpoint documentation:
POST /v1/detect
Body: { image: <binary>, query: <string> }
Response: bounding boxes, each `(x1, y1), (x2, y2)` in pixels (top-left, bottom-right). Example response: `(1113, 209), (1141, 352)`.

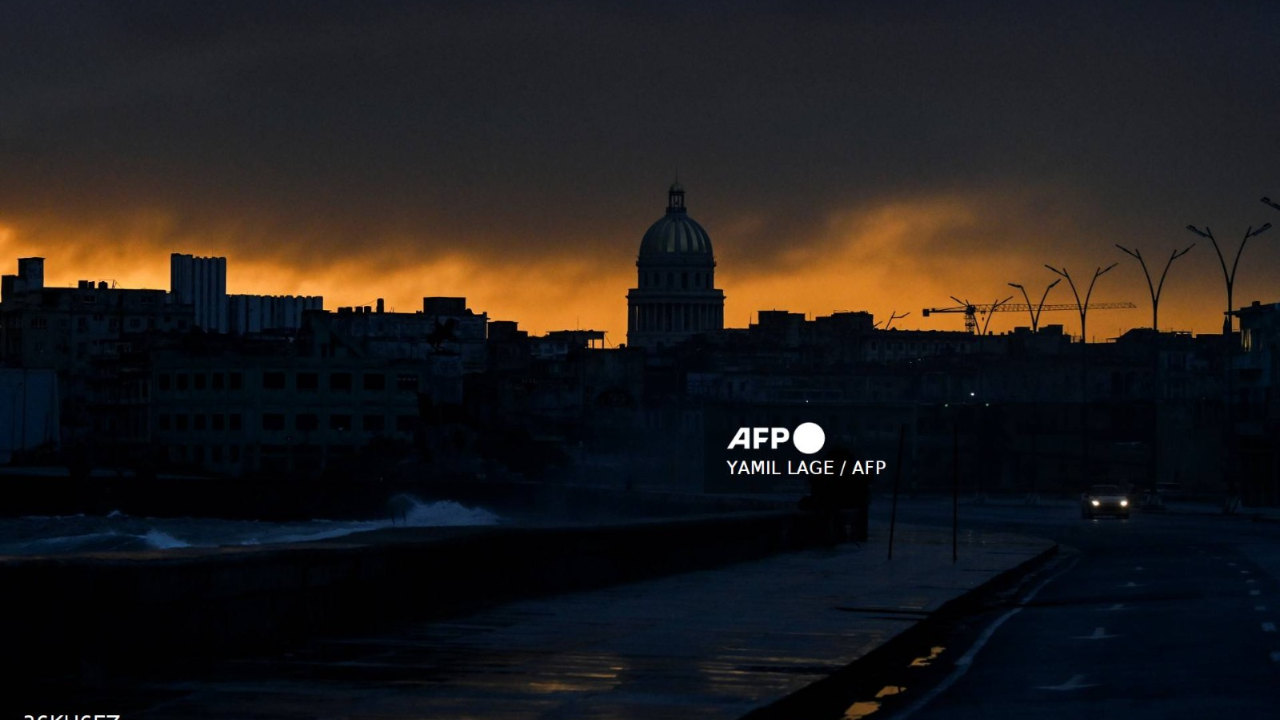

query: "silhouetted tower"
(626, 182), (725, 349)
(170, 253), (228, 333)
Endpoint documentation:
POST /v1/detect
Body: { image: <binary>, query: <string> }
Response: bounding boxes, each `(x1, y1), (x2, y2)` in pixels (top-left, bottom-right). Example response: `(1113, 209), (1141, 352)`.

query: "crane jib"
(921, 301), (1138, 334)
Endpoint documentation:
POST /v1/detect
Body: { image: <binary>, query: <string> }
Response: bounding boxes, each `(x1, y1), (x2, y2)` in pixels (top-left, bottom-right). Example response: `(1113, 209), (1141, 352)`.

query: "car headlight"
(1091, 499), (1100, 506)
(1120, 499), (1128, 507)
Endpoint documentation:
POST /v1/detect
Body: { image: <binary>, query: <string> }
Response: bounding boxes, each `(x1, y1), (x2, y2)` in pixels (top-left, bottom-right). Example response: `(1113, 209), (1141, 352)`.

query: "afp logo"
(727, 422), (825, 455)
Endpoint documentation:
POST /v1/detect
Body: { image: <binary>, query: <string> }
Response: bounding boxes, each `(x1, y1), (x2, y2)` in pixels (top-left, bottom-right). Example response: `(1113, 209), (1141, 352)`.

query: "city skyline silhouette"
(2, 3), (1278, 338)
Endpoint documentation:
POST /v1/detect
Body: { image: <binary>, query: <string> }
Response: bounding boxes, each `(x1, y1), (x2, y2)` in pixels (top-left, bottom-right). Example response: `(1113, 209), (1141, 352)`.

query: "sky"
(2, 1), (1278, 341)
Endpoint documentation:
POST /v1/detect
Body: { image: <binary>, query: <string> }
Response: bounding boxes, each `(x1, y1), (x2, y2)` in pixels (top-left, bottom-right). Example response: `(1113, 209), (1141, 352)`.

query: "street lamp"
(1185, 223), (1272, 335)
(1044, 263), (1118, 344)
(1113, 243), (1192, 498)
(1008, 277), (1061, 504)
(1114, 243), (1195, 331)
(1187, 221), (1271, 512)
(1008, 279), (1061, 333)
(1044, 263), (1116, 484)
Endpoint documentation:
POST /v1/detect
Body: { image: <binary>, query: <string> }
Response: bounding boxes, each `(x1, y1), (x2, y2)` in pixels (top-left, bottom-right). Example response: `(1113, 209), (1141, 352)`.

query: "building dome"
(639, 214), (713, 257)
(638, 183), (714, 259)
(626, 181), (725, 350)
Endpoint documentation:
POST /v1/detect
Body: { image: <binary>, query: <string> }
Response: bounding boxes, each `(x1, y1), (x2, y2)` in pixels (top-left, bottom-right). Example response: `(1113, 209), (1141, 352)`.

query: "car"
(1082, 484), (1130, 519)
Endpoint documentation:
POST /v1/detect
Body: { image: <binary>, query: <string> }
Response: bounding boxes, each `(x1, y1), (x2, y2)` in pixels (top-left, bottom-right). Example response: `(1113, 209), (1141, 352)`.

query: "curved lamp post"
(1043, 263), (1117, 483)
(1185, 224), (1271, 335)
(1044, 263), (1118, 344)
(1114, 243), (1195, 331)
(1186, 220), (1271, 512)
(1008, 279), (1061, 333)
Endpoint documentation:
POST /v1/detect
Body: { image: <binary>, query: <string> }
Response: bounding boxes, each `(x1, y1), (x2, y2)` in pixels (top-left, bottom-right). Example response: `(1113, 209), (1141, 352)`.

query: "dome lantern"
(667, 181), (685, 213)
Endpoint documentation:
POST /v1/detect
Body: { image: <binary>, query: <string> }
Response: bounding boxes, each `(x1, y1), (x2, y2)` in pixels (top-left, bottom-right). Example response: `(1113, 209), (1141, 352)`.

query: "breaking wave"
(0, 497), (499, 556)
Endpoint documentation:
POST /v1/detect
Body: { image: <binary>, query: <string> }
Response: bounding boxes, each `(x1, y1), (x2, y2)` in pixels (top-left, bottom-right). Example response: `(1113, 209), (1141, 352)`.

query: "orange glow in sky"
(0, 190), (1264, 343)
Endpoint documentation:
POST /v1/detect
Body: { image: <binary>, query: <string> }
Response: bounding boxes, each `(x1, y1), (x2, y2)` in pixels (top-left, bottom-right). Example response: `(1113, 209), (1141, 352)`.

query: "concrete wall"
(7, 508), (854, 682)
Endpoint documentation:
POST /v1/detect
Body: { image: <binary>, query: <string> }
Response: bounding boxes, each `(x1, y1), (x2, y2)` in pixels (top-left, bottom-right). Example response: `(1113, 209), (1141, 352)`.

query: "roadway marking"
(893, 555), (1082, 719)
(1251, 590), (1262, 596)
(1247, 579), (1258, 584)
(1229, 562), (1238, 567)
(1134, 566), (1144, 571)
(1104, 604), (1127, 611)
(1241, 570), (1252, 575)
(1035, 674), (1098, 691)
(1255, 606), (1267, 612)
(909, 647), (945, 667)
(1120, 582), (1143, 588)
(1073, 627), (1117, 640)
(1263, 623), (1276, 633)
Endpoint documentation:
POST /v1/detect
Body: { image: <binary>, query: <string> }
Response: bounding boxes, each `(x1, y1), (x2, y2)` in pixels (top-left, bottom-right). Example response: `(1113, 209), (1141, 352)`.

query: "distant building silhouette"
(1232, 301), (1280, 506)
(1, 259), (192, 374)
(0, 235), (1270, 500)
(170, 254), (228, 333)
(314, 297), (489, 373)
(626, 183), (725, 349)
(228, 294), (324, 334)
(1, 257), (45, 300)
(0, 259), (195, 461)
(170, 253), (322, 334)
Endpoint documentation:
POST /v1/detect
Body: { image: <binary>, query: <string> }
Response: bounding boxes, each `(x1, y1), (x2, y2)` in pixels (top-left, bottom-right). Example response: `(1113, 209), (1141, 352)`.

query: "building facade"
(150, 347), (459, 477)
(171, 253), (323, 335)
(228, 294), (324, 335)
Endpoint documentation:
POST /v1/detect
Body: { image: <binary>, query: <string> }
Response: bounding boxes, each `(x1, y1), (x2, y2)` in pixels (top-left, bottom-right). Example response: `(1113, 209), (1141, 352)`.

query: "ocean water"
(0, 496), (500, 556)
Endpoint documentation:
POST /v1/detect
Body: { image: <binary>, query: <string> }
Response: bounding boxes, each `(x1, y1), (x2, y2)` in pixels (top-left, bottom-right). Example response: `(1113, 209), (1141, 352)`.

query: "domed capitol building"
(626, 183), (726, 349)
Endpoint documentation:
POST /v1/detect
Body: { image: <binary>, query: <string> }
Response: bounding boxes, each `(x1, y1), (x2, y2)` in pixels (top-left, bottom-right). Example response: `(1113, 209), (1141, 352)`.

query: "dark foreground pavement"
(49, 525), (1052, 719)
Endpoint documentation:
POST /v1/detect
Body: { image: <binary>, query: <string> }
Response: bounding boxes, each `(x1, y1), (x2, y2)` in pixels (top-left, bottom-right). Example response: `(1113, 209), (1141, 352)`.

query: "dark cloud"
(1, 1), (1278, 334)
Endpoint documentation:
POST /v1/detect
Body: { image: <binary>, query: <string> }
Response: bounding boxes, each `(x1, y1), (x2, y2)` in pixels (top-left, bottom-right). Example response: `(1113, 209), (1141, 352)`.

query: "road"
(845, 499), (1280, 720)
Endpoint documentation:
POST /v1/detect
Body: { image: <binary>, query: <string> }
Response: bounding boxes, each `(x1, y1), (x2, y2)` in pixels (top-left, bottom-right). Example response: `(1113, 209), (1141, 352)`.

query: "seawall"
(7, 507), (856, 683)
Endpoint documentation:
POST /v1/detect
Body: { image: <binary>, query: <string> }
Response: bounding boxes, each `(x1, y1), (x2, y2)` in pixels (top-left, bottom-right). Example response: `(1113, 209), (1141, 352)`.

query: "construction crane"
(923, 297), (1137, 335)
